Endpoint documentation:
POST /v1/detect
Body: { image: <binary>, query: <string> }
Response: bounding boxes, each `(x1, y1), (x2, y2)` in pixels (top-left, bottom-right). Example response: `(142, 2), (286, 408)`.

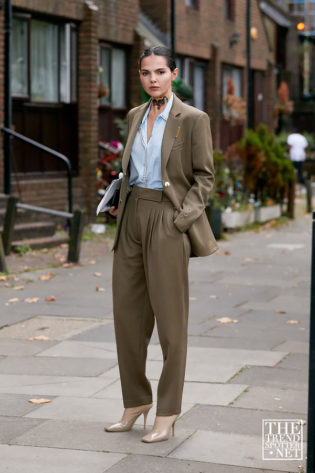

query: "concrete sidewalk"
(0, 213), (312, 473)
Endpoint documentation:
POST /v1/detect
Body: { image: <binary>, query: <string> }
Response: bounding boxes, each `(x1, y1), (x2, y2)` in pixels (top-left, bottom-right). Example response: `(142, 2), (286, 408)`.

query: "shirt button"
(164, 181), (170, 187)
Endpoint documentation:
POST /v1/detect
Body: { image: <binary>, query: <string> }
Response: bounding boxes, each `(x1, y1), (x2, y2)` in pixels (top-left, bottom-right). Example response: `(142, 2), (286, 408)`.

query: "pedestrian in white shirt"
(287, 132), (308, 185)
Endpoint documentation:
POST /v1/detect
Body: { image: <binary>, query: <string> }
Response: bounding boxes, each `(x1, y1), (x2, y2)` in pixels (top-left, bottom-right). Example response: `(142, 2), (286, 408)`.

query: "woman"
(104, 46), (218, 443)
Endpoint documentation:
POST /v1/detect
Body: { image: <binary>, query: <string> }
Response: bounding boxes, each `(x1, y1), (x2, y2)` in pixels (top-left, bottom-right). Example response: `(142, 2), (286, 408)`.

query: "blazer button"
(164, 181), (170, 187)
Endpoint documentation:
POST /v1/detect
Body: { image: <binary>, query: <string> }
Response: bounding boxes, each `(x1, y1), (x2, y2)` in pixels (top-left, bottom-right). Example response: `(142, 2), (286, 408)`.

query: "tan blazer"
(112, 93), (219, 257)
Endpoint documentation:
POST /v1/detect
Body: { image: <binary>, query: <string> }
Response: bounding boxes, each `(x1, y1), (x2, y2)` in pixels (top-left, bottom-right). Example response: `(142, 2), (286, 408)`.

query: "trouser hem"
(123, 396), (153, 408)
(156, 410), (181, 416)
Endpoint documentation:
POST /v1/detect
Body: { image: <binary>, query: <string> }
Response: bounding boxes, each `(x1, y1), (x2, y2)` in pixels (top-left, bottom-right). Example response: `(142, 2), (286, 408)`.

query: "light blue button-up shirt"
(129, 93), (174, 190)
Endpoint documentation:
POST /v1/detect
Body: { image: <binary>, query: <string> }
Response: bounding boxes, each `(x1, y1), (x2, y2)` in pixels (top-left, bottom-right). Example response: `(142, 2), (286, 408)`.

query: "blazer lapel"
(161, 94), (183, 170)
(121, 101), (150, 172)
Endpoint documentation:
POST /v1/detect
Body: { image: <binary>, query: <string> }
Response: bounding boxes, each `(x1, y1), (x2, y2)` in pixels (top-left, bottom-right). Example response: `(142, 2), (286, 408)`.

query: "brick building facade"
(0, 0), (300, 220)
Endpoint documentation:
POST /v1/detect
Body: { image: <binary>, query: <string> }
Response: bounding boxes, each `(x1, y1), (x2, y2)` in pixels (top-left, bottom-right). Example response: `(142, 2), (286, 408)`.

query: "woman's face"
(139, 54), (178, 99)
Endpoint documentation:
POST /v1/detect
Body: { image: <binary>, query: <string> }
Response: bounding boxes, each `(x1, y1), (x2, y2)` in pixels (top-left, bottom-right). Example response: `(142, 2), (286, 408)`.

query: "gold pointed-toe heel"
(104, 403), (153, 432)
(141, 414), (179, 443)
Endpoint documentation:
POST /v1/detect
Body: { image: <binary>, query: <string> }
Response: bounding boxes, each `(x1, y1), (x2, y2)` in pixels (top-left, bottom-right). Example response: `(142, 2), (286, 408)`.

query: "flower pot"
(205, 203), (222, 239)
(255, 204), (281, 223)
(222, 209), (255, 229)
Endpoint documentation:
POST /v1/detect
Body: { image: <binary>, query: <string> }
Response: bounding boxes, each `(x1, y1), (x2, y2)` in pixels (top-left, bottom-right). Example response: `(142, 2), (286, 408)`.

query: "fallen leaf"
(28, 335), (50, 341)
(39, 272), (54, 281)
(62, 263), (73, 268)
(89, 260), (96, 265)
(286, 320), (301, 324)
(4, 283), (10, 288)
(13, 285), (24, 291)
(28, 398), (52, 404)
(209, 295), (217, 299)
(244, 258), (254, 262)
(24, 297), (40, 303)
(215, 251), (223, 256)
(44, 296), (56, 302)
(94, 271), (102, 277)
(96, 286), (105, 292)
(224, 250), (231, 255)
(8, 297), (19, 303)
(59, 243), (68, 249)
(189, 297), (198, 301)
(275, 310), (286, 314)
(216, 317), (238, 324)
(0, 275), (11, 281)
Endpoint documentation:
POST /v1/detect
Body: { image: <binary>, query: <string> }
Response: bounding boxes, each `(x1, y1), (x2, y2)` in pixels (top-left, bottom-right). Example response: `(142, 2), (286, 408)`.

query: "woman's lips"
(150, 87), (159, 90)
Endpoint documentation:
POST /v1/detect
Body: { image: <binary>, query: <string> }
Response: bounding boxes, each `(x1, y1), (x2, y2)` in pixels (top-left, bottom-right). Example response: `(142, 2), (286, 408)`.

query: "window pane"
(193, 64), (205, 110)
(60, 24), (70, 103)
(71, 27), (77, 101)
(30, 20), (58, 102)
(222, 66), (242, 115)
(100, 48), (110, 105)
(111, 48), (126, 108)
(12, 18), (28, 96)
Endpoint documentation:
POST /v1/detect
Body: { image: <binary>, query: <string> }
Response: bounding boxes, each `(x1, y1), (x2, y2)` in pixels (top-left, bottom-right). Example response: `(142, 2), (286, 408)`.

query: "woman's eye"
(158, 71), (165, 74)
(142, 71), (148, 76)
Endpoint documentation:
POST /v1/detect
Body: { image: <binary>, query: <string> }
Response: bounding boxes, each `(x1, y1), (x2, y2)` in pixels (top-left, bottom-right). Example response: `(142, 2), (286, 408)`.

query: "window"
(176, 56), (206, 111)
(186, 0), (199, 10)
(12, 15), (77, 103)
(222, 65), (243, 116)
(225, 0), (234, 21)
(99, 44), (127, 108)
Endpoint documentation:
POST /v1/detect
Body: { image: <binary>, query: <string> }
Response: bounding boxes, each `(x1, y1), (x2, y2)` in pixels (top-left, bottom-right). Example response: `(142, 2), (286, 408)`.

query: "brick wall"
(77, 2), (99, 219)
(0, 6), (4, 192)
(99, 0), (139, 44)
(12, 0), (84, 20)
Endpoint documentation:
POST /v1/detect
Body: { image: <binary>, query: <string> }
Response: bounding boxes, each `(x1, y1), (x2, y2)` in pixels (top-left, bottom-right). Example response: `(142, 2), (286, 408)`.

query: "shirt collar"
(141, 93), (174, 124)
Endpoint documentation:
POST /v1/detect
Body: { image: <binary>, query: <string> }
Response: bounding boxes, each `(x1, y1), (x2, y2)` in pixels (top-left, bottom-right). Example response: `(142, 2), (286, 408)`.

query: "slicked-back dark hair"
(138, 46), (177, 71)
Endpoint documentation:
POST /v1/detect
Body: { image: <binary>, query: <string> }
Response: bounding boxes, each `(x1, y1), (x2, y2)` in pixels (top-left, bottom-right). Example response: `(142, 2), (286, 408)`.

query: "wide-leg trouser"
(112, 184), (191, 416)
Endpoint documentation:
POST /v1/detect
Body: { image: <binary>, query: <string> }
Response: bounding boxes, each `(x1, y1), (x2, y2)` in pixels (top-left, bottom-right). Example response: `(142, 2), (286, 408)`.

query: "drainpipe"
(4, 0), (12, 194)
(170, 0), (175, 58)
(246, 0), (253, 129)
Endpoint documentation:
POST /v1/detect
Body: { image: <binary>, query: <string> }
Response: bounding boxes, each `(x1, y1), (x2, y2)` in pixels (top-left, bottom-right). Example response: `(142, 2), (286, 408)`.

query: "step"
(0, 193), (8, 210)
(0, 221), (57, 240)
(11, 234), (69, 250)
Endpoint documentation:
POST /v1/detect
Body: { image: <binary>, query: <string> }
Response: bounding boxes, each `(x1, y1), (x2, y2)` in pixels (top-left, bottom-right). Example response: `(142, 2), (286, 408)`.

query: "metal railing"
(1, 126), (73, 214)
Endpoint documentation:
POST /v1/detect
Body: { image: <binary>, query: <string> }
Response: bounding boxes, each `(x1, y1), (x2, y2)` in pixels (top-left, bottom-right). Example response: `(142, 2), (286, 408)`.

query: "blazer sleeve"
(173, 112), (215, 233)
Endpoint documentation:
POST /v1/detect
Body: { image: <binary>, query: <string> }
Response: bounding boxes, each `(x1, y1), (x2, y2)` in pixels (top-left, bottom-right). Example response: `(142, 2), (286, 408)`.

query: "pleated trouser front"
(112, 184), (191, 416)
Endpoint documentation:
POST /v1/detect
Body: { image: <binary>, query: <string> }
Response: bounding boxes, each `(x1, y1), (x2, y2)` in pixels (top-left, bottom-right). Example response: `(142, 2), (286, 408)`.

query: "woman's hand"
(108, 206), (118, 217)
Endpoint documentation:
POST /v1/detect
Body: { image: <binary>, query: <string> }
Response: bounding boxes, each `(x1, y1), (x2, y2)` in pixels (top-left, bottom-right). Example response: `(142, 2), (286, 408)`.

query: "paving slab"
(0, 374), (114, 397)
(176, 404), (307, 436)
(0, 338), (57, 356)
(0, 355), (116, 377)
(0, 393), (55, 416)
(24, 396), (195, 425)
(93, 378), (248, 406)
(187, 335), (281, 350)
(0, 445), (125, 473)
(104, 454), (285, 473)
(232, 386), (307, 414)
(169, 430), (306, 472)
(0, 315), (107, 341)
(36, 340), (119, 359)
(277, 353), (308, 370)
(229, 366), (307, 391)
(11, 419), (194, 456)
(272, 340), (309, 354)
(0, 416), (43, 444)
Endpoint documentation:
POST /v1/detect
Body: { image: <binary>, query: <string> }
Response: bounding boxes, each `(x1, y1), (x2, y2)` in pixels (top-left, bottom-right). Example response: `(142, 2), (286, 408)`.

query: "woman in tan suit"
(104, 46), (218, 443)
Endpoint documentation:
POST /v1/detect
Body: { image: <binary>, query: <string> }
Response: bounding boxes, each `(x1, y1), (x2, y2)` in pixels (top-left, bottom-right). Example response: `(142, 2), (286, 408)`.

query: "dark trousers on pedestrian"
(112, 184), (191, 416)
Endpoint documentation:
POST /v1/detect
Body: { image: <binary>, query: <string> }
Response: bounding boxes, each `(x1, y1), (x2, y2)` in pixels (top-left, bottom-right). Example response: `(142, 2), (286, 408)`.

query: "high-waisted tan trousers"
(112, 184), (191, 416)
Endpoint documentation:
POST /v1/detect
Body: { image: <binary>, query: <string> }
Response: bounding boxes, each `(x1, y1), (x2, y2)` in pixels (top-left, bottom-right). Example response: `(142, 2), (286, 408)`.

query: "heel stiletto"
(141, 414), (179, 443)
(104, 403), (153, 432)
